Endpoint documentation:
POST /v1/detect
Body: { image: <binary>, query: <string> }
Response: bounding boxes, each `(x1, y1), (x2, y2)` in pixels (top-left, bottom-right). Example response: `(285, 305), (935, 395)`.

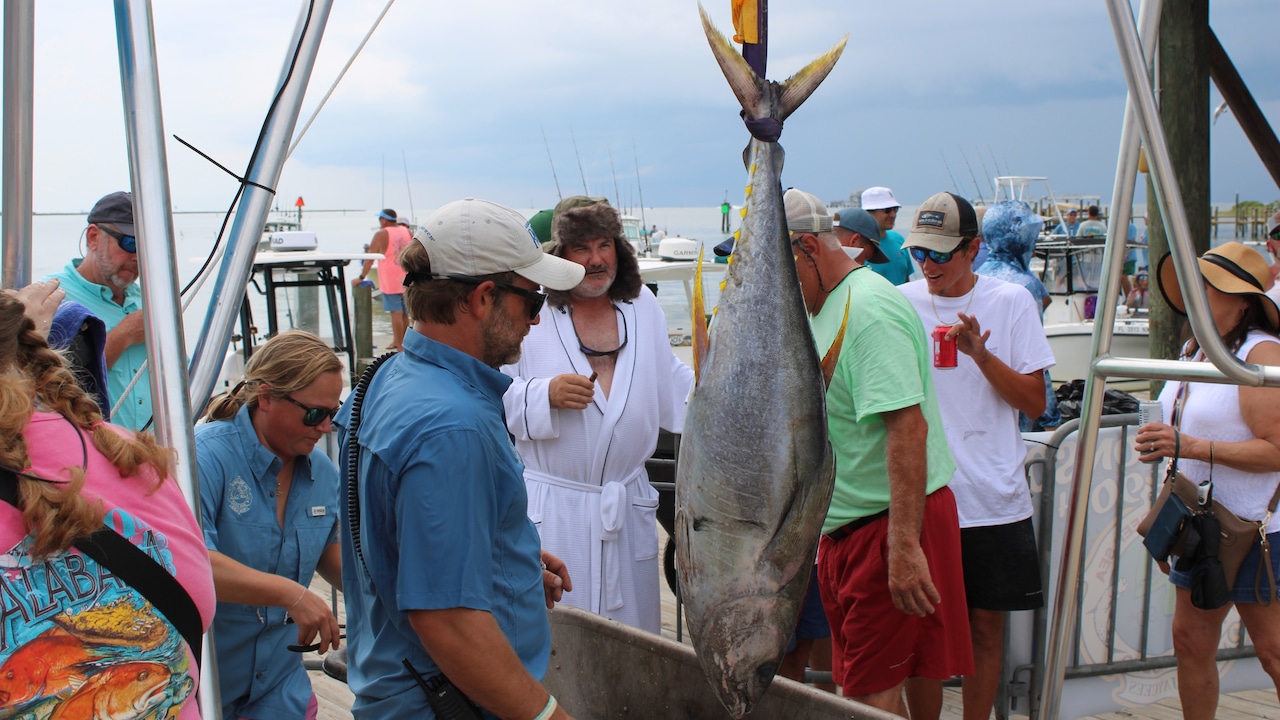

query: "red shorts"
(816, 486), (972, 696)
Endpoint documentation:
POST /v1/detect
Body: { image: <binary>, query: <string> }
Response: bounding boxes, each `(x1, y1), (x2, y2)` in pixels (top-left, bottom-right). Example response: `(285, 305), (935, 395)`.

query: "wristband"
(287, 586), (307, 613)
(533, 694), (557, 720)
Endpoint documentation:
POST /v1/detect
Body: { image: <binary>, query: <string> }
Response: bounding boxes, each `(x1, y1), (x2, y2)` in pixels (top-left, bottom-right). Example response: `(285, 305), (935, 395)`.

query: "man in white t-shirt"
(898, 192), (1056, 720)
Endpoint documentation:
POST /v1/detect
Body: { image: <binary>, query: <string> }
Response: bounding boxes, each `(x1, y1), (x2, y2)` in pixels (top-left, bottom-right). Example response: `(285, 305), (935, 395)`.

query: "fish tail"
(698, 4), (767, 118)
(692, 244), (710, 384)
(698, 3), (847, 123)
(820, 293), (851, 389)
(777, 37), (847, 121)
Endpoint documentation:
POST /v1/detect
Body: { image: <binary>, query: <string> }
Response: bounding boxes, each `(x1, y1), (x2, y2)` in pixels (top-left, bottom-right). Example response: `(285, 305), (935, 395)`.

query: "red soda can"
(932, 326), (957, 368)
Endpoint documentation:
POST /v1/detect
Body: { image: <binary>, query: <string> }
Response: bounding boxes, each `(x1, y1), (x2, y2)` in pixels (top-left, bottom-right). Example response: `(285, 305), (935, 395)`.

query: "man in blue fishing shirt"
(46, 191), (151, 430)
(337, 198), (583, 719)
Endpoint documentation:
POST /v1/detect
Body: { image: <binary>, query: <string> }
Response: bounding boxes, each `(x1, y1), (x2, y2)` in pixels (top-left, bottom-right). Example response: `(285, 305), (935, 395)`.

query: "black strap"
(0, 468), (203, 664)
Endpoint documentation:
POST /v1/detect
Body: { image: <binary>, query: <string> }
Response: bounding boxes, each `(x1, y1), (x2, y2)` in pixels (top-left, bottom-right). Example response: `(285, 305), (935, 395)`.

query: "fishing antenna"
(570, 127), (589, 195)
(540, 126), (562, 201)
(986, 145), (1007, 179)
(401, 150), (415, 223)
(940, 152), (962, 195)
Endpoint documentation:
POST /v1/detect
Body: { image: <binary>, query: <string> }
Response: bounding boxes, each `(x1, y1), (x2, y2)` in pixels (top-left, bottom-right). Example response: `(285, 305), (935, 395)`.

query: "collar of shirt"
(59, 258), (142, 312)
(402, 328), (514, 405)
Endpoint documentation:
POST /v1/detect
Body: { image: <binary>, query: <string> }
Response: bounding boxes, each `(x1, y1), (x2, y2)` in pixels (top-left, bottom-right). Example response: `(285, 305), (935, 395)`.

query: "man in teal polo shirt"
(47, 191), (150, 430)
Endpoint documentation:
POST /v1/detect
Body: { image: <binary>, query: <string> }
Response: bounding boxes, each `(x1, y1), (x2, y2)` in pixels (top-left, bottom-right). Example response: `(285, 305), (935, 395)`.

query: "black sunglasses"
(569, 304), (627, 357)
(282, 395), (339, 427)
(909, 239), (972, 265)
(441, 275), (546, 320)
(97, 224), (137, 253)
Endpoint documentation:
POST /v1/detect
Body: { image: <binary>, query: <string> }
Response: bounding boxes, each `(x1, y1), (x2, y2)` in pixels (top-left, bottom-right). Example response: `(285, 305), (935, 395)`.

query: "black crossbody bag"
(0, 467), (204, 663)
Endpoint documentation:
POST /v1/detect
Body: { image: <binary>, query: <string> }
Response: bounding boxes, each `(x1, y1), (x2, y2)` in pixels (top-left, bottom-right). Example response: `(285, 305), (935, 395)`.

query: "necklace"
(930, 274), (979, 326)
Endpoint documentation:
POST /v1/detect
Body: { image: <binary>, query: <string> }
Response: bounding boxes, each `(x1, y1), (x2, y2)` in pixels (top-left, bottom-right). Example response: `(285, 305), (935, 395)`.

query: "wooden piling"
(352, 284), (373, 376)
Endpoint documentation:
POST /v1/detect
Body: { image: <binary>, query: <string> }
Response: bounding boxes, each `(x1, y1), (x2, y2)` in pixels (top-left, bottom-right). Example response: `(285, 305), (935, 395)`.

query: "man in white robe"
(503, 200), (693, 633)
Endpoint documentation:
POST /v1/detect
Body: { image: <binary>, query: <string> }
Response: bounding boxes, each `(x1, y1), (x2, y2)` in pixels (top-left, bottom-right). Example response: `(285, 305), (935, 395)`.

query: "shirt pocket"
(630, 495), (660, 561)
(296, 516), (335, 578)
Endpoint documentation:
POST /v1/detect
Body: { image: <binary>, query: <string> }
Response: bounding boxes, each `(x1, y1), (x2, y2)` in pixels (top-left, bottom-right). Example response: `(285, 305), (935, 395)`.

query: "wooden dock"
(300, 526), (1279, 719)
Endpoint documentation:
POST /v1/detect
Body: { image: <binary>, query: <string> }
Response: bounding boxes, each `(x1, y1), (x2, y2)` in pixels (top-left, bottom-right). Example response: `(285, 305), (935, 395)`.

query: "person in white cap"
(860, 186), (916, 285)
(785, 187), (972, 718)
(898, 191), (1055, 720)
(501, 199), (692, 635)
(336, 198), (582, 720)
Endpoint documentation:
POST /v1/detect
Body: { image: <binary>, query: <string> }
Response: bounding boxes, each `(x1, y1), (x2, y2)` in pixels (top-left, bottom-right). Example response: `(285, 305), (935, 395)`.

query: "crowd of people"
(2, 185), (1278, 720)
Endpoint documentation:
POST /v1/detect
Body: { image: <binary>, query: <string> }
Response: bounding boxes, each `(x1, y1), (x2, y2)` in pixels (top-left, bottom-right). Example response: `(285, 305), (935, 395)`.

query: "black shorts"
(960, 518), (1044, 611)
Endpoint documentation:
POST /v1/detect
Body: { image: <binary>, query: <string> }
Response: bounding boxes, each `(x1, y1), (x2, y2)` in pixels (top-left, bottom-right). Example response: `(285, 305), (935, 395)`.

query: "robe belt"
(523, 467), (645, 612)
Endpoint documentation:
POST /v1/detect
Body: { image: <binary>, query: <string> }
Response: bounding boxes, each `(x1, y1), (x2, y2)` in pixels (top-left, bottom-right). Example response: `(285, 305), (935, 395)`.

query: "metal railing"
(1040, 0), (1280, 716)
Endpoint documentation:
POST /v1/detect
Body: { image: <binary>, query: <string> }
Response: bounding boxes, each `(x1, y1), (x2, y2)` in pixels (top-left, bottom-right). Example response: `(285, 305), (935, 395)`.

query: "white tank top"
(1158, 330), (1280, 532)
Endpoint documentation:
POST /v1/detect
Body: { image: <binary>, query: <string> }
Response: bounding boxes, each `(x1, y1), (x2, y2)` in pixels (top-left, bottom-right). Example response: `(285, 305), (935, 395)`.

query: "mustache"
(584, 264), (610, 275)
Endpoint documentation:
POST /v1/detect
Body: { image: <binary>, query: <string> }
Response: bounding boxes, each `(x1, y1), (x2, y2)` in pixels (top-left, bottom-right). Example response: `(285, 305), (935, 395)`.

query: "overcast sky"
(21, 0), (1280, 218)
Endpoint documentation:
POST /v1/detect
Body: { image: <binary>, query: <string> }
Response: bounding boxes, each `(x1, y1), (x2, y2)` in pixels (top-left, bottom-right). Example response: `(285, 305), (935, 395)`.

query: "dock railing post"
(352, 283), (373, 375)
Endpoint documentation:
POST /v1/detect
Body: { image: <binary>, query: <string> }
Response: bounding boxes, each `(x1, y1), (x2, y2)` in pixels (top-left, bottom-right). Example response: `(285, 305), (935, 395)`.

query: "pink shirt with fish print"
(0, 411), (215, 719)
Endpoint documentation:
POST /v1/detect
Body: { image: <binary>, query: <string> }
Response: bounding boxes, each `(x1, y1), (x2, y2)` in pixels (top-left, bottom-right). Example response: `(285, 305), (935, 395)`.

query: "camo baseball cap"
(415, 198), (585, 291)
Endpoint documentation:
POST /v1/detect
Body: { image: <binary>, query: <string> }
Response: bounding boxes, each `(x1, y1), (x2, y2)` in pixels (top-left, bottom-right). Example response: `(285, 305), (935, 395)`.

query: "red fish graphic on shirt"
(0, 626), (104, 708)
(48, 661), (171, 720)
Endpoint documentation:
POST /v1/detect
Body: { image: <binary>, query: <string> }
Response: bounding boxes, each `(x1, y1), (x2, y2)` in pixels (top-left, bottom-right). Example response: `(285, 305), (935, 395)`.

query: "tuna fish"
(674, 6), (846, 718)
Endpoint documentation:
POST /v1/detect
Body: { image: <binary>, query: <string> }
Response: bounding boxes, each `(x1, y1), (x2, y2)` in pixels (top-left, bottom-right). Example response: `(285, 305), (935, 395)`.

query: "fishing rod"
(976, 149), (996, 201)
(608, 148), (622, 210)
(570, 127), (589, 195)
(632, 142), (649, 248)
(287, 0), (398, 159)
(401, 150), (415, 223)
(959, 147), (984, 204)
(941, 151), (962, 196)
(540, 126), (563, 201)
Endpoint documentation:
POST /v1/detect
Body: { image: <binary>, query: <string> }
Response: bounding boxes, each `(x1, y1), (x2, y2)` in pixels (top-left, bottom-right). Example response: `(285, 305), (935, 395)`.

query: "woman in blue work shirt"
(196, 330), (344, 720)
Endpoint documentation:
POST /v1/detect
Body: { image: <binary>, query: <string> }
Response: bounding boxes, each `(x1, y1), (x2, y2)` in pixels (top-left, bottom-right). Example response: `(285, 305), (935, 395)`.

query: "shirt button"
(256, 671), (265, 679)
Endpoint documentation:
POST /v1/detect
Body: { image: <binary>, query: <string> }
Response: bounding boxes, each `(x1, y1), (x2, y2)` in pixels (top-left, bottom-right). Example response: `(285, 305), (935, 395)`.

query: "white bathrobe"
(502, 287), (693, 633)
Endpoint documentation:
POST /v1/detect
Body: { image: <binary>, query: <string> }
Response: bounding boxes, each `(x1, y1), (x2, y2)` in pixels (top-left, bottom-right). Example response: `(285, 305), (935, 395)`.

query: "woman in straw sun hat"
(1135, 241), (1280, 718)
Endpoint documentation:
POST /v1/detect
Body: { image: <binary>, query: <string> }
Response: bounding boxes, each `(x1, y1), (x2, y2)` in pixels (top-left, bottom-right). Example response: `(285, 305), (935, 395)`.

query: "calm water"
(15, 205), (738, 353)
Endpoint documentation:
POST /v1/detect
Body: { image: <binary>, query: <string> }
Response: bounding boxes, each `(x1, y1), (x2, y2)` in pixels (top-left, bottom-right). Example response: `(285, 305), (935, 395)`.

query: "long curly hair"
(202, 330), (343, 422)
(0, 293), (173, 559)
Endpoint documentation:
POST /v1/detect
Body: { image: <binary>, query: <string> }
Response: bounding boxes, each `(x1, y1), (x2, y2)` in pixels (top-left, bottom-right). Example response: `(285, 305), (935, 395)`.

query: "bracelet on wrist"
(533, 694), (557, 720)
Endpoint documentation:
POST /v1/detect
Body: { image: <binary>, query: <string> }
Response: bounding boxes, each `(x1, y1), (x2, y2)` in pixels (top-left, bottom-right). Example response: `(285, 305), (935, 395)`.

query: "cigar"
(589, 372), (598, 383)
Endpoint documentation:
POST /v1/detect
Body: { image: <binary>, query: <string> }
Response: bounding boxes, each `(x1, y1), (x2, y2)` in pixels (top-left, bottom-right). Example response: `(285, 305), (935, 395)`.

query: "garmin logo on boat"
(917, 210), (946, 229)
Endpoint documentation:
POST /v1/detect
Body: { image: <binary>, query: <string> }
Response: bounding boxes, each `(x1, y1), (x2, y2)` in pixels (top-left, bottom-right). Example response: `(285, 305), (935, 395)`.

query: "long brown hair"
(0, 293), (173, 559)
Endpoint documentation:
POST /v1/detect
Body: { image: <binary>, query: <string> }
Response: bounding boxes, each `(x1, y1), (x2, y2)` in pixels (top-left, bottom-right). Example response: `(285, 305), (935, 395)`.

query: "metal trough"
(544, 606), (894, 720)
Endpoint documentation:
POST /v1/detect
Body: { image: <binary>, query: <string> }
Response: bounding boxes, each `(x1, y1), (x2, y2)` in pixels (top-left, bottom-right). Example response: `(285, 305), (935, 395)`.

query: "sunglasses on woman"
(282, 396), (340, 427)
(908, 239), (971, 265)
(97, 224), (137, 253)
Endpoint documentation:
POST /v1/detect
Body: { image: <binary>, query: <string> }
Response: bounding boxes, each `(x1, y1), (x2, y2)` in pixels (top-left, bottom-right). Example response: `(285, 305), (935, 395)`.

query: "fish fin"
(691, 245), (711, 384)
(698, 4), (767, 118)
(776, 37), (848, 121)
(66, 672), (87, 692)
(820, 293), (851, 389)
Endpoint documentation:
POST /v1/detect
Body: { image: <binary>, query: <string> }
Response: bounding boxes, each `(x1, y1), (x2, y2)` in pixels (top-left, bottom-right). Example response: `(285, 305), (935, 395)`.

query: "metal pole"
(1, 0), (33, 288)
(112, 0), (218, 715)
(1107, 0), (1268, 387)
(1037, 1), (1160, 716)
(187, 0), (333, 408)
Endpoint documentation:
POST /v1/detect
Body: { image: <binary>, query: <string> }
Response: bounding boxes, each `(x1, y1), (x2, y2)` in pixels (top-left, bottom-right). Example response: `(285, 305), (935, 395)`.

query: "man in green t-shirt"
(784, 188), (971, 719)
